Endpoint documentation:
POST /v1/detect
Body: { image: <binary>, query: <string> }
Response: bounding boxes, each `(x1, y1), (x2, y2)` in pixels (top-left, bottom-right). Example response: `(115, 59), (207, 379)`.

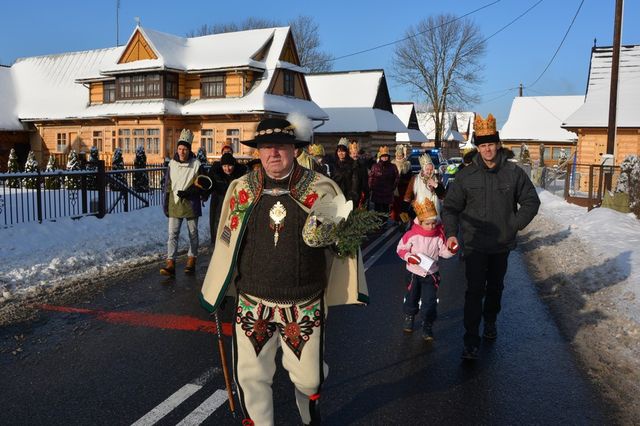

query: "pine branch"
(332, 209), (387, 258)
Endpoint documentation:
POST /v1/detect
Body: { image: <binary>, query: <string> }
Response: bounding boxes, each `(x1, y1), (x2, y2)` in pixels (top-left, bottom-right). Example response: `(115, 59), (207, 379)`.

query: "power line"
(481, 0), (545, 43)
(316, 0), (502, 65)
(527, 0), (585, 88)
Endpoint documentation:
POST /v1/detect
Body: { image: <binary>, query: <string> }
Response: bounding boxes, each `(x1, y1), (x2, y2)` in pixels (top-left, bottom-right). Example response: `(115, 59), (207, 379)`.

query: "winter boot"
(184, 256), (196, 274)
(402, 315), (414, 333)
(483, 321), (497, 340)
(461, 344), (479, 361)
(160, 259), (175, 276)
(422, 322), (434, 341)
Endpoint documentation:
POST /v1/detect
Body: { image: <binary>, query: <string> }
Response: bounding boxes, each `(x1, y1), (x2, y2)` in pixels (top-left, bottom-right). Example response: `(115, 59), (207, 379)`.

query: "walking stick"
(214, 311), (237, 416)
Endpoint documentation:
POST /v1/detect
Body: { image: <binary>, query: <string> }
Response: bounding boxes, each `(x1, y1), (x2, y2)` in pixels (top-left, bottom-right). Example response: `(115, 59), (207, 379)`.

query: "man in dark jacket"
(207, 152), (245, 248)
(442, 113), (540, 360)
(332, 138), (361, 204)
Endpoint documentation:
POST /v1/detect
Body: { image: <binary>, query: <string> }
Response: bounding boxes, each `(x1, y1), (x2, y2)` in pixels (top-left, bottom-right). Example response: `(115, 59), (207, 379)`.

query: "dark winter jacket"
(368, 160), (399, 204)
(356, 157), (370, 204)
(332, 156), (361, 204)
(442, 149), (540, 254)
(207, 159), (246, 244)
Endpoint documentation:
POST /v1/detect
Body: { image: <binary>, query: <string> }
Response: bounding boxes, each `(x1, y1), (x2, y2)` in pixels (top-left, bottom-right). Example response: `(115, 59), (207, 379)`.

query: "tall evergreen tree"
(7, 148), (20, 188)
(86, 146), (100, 190)
(44, 155), (61, 190)
(65, 150), (81, 189)
(23, 151), (39, 189)
(133, 146), (149, 193)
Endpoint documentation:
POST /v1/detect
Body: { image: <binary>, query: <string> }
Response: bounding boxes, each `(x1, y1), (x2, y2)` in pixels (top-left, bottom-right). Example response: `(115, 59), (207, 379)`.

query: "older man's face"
(258, 143), (296, 178)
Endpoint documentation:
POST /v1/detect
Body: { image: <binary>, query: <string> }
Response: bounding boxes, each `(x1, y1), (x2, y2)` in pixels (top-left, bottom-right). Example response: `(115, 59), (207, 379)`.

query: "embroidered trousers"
(233, 293), (327, 426)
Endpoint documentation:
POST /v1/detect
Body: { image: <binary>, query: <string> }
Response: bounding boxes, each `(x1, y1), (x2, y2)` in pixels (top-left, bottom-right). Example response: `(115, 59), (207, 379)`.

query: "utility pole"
(605, 0), (623, 190)
(519, 83), (523, 97)
(116, 0), (120, 46)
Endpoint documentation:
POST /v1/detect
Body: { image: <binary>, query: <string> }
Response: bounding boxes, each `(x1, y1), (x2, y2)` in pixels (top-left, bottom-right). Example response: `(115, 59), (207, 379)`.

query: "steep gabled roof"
(392, 102), (427, 143)
(306, 70), (407, 133)
(501, 96), (583, 142)
(9, 26), (327, 121)
(563, 45), (640, 128)
(417, 111), (474, 142)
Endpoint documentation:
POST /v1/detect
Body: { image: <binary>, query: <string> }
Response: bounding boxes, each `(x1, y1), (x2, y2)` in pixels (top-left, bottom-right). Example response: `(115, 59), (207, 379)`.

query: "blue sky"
(1, 0), (638, 125)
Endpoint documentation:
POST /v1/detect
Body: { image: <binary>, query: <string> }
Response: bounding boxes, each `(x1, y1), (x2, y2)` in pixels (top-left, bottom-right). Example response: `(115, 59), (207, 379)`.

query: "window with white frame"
(146, 128), (160, 154)
(92, 131), (103, 151)
(118, 128), (131, 153)
(202, 75), (225, 98)
(202, 129), (214, 155)
(56, 133), (67, 152)
(226, 128), (241, 153)
(133, 128), (145, 151)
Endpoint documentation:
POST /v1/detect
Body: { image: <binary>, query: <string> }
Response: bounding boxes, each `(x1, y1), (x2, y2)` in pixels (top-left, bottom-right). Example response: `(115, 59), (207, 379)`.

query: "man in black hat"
(200, 114), (368, 426)
(442, 114), (540, 361)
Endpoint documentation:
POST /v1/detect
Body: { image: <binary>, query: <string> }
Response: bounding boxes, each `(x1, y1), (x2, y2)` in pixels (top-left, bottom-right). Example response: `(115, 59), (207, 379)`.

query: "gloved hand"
(177, 190), (188, 199)
(407, 254), (421, 265)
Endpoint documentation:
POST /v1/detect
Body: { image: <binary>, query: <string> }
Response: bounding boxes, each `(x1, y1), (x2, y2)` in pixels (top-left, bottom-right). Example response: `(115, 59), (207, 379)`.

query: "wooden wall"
(90, 82), (103, 104)
(574, 128), (640, 165)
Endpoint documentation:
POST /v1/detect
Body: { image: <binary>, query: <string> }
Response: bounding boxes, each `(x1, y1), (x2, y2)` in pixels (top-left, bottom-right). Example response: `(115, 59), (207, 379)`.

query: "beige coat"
(200, 165), (369, 313)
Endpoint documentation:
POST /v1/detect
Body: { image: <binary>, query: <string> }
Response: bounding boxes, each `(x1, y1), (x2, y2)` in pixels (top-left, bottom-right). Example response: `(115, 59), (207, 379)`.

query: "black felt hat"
(241, 116), (311, 148)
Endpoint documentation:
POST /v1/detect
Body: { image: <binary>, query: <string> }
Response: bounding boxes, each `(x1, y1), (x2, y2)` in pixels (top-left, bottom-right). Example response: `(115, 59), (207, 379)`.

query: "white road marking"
(175, 390), (229, 426)
(131, 383), (202, 426)
(362, 226), (398, 257)
(364, 231), (401, 271)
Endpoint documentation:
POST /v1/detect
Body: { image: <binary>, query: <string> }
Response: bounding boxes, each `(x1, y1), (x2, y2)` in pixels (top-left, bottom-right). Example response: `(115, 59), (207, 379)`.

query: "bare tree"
(393, 14), (486, 147)
(187, 15), (333, 72)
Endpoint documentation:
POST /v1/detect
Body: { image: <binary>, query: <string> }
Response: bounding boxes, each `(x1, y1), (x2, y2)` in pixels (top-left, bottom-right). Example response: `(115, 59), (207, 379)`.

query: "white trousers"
(233, 292), (328, 426)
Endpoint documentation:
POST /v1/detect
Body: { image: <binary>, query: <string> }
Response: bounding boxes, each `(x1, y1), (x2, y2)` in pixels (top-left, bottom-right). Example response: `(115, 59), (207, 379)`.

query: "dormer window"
(104, 81), (116, 103)
(115, 73), (176, 100)
(202, 75), (225, 98)
(283, 70), (295, 96)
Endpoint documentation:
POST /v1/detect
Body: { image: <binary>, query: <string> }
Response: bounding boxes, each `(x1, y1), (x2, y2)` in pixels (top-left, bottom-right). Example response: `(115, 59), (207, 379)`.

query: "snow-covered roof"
(0, 66), (27, 131)
(500, 96), (583, 142)
(7, 25), (326, 122)
(392, 103), (427, 143)
(306, 70), (408, 133)
(417, 111), (474, 142)
(563, 45), (640, 128)
(313, 108), (407, 133)
(306, 70), (384, 107)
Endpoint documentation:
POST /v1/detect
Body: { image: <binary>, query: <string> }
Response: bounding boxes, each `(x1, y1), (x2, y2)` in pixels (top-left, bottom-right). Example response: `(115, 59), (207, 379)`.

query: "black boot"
(422, 322), (434, 341)
(483, 321), (497, 340)
(402, 315), (414, 333)
(461, 344), (479, 360)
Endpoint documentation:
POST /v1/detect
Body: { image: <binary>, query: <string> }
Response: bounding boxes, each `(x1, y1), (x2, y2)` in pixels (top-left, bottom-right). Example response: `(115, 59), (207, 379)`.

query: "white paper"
(417, 253), (435, 271)
(311, 193), (353, 224)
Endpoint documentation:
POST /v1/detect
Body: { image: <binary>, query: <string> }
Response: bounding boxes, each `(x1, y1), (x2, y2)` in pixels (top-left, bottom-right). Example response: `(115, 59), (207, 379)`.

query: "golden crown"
(308, 143), (325, 157)
(412, 198), (438, 222)
(349, 140), (359, 153)
(377, 146), (389, 157)
(474, 113), (497, 137)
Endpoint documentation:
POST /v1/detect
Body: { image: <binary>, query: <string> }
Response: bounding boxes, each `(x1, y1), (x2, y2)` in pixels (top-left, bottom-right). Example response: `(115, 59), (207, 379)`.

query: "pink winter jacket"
(396, 219), (455, 276)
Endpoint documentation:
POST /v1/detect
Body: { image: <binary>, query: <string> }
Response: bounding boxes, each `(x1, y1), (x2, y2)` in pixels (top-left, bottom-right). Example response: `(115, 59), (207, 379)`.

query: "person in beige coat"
(200, 114), (368, 426)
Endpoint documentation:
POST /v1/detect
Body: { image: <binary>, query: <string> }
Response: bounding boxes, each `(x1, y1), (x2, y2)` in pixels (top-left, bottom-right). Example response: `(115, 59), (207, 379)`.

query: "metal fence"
(0, 161), (166, 226)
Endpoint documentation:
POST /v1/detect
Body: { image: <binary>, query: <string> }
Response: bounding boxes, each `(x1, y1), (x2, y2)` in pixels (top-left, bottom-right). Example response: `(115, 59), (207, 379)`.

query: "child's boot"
(403, 315), (414, 333)
(422, 322), (434, 341)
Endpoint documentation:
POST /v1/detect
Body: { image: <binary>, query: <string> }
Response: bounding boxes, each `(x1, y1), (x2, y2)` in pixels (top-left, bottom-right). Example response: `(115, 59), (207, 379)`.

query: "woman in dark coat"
(207, 153), (245, 247)
(332, 141), (361, 204)
(368, 147), (399, 215)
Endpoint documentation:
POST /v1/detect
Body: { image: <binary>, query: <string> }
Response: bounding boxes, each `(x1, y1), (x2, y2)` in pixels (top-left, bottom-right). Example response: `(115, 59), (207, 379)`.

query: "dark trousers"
(463, 250), (510, 347)
(403, 273), (439, 325)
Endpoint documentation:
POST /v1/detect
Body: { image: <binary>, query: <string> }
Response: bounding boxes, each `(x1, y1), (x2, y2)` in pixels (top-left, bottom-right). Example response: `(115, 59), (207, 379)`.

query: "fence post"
(588, 165), (594, 211)
(563, 162), (571, 199)
(81, 172), (88, 215)
(97, 160), (106, 218)
(36, 169), (43, 223)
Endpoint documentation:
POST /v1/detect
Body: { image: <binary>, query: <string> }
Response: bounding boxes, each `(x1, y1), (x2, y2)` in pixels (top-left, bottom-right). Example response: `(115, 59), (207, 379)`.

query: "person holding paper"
(396, 198), (455, 341)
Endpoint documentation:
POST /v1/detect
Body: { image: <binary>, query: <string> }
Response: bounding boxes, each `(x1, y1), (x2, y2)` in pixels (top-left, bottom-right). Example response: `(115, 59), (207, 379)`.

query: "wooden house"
(416, 111), (474, 157)
(6, 25), (326, 165)
(391, 102), (427, 147)
(500, 95), (583, 163)
(305, 70), (409, 155)
(563, 45), (640, 166)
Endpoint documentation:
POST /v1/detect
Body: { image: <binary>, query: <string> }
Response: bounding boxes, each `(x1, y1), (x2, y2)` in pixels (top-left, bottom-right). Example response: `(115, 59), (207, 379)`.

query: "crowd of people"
(159, 112), (540, 425)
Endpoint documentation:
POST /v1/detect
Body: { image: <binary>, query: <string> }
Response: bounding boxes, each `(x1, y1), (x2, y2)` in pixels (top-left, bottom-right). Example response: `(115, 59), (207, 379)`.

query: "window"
(56, 133), (67, 152)
(202, 129), (214, 154)
(119, 76), (132, 98)
(103, 81), (116, 103)
(164, 73), (178, 99)
(202, 75), (225, 98)
(166, 128), (174, 157)
(132, 75), (145, 98)
(145, 74), (161, 97)
(147, 128), (160, 154)
(226, 128), (241, 153)
(118, 74), (164, 100)
(283, 70), (295, 96)
(133, 128), (145, 150)
(92, 131), (103, 151)
(118, 129), (131, 153)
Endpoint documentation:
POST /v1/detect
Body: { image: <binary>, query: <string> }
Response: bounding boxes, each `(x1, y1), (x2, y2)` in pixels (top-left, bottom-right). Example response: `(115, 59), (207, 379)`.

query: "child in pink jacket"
(396, 198), (455, 340)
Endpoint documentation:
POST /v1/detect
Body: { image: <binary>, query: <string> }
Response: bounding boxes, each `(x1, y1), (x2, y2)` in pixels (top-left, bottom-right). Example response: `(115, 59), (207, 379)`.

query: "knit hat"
(177, 129), (194, 150)
(220, 153), (236, 166)
(413, 198), (438, 222)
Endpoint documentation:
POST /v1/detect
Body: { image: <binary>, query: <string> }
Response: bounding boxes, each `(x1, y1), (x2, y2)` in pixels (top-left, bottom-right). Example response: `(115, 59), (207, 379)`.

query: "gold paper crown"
(412, 198), (438, 222)
(377, 146), (389, 157)
(308, 143), (325, 157)
(474, 113), (497, 137)
(349, 140), (359, 153)
(419, 153), (432, 168)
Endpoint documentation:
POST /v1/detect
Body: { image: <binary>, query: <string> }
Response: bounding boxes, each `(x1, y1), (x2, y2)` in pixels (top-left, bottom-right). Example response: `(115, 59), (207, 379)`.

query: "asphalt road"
(0, 228), (613, 425)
